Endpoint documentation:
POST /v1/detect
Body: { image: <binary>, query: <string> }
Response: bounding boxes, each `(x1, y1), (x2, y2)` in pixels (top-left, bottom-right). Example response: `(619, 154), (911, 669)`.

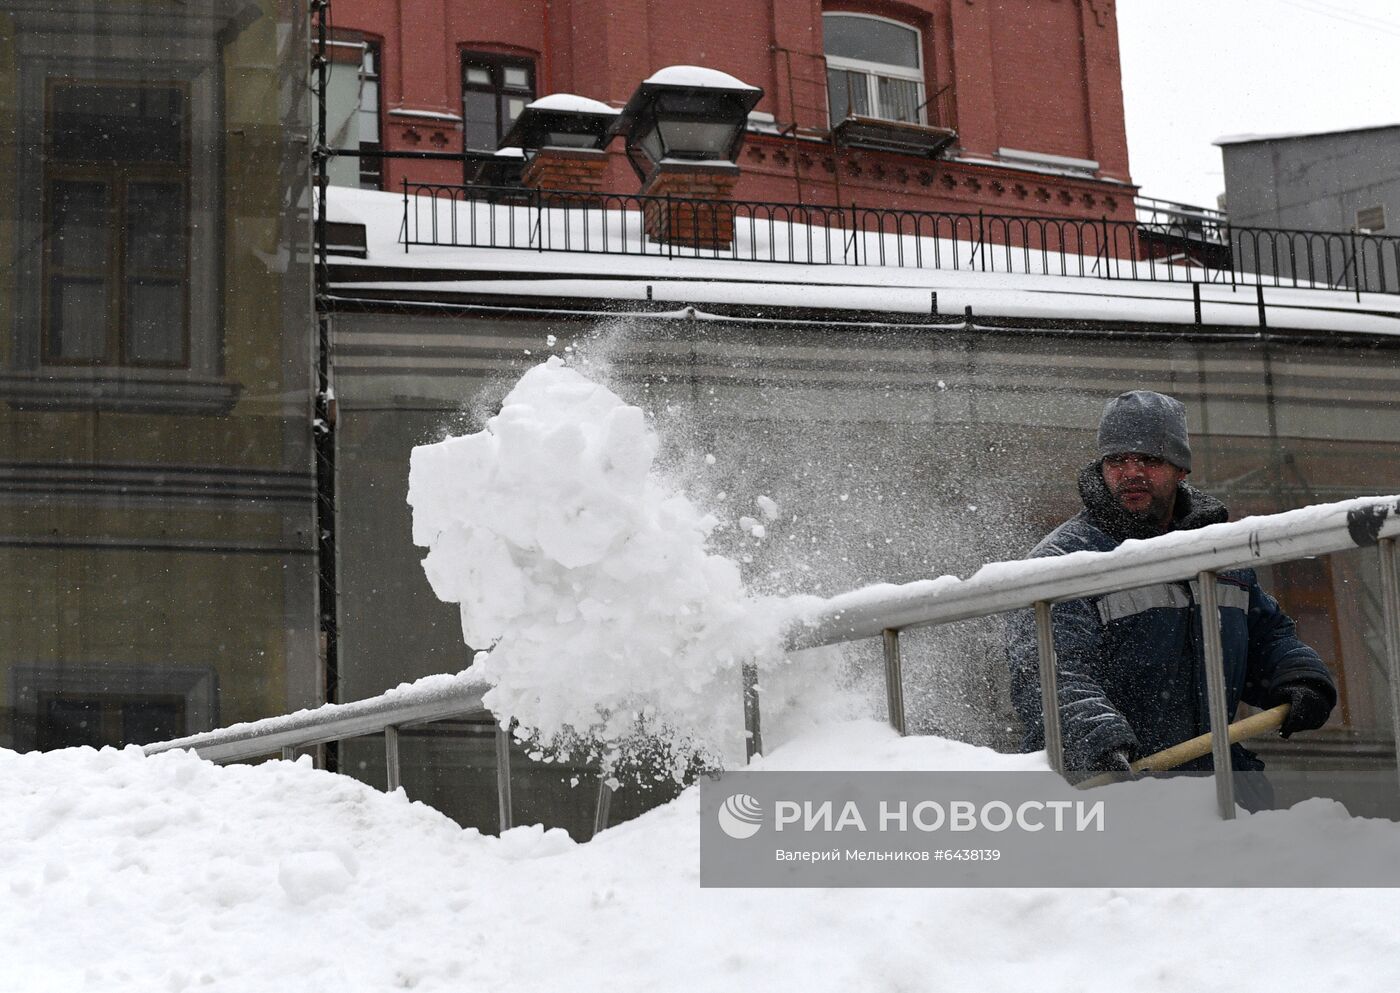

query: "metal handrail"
(144, 676), (491, 764)
(396, 179), (1400, 296)
(787, 496), (1400, 649)
(779, 494), (1400, 819)
(141, 496), (1400, 827)
(142, 673), (552, 834)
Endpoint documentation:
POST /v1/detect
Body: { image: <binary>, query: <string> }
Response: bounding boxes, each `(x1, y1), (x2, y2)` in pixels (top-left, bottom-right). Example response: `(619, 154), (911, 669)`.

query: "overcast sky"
(1116, 0), (1400, 208)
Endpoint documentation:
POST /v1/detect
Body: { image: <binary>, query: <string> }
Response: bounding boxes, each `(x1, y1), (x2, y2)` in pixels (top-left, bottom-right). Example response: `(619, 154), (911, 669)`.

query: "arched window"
(823, 12), (925, 128)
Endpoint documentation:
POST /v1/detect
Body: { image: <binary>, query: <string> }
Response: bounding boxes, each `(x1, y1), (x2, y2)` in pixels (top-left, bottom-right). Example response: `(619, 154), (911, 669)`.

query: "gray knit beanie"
(1096, 390), (1192, 471)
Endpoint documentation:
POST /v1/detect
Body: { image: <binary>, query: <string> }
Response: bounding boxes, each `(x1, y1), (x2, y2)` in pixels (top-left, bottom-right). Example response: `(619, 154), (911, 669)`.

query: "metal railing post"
(281, 746), (295, 761)
(1033, 601), (1065, 776)
(742, 661), (763, 761)
(1197, 571), (1236, 820)
(1100, 215), (1112, 279)
(1350, 229), (1361, 298)
(495, 724), (513, 832)
(1378, 536), (1400, 797)
(384, 725), (401, 792)
(882, 628), (907, 735)
(666, 192), (675, 260)
(593, 779), (614, 839)
(535, 188), (544, 253)
(850, 202), (860, 265)
(401, 177), (410, 252)
(977, 209), (986, 271)
(1228, 223), (1237, 291)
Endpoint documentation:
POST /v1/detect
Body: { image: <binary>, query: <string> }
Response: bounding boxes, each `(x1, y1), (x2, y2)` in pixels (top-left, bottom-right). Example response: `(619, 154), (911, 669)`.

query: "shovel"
(1077, 702), (1289, 789)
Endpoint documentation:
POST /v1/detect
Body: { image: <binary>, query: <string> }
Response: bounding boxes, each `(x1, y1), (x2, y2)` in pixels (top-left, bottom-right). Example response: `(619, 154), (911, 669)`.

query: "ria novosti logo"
(717, 793), (763, 839)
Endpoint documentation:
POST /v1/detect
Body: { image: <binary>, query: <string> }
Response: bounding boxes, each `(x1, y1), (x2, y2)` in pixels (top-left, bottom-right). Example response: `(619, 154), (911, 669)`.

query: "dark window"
(42, 80), (190, 367)
(461, 53), (535, 153)
(37, 692), (186, 750)
(359, 44), (384, 190)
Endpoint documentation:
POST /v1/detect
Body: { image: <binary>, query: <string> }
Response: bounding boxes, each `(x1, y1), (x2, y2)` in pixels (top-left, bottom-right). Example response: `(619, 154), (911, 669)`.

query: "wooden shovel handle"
(1075, 703), (1289, 789)
(1133, 702), (1290, 773)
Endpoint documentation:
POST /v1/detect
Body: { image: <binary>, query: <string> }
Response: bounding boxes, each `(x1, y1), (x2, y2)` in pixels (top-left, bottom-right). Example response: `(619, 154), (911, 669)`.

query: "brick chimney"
(609, 67), (763, 252)
(641, 161), (739, 250)
(521, 147), (609, 202)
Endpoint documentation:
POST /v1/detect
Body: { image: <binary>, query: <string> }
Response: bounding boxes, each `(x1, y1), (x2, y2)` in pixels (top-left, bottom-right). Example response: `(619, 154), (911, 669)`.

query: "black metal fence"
(401, 180), (1400, 297)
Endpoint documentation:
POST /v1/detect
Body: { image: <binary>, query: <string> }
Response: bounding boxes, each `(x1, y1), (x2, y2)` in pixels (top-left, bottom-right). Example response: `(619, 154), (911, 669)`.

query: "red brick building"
(325, 0), (1136, 221)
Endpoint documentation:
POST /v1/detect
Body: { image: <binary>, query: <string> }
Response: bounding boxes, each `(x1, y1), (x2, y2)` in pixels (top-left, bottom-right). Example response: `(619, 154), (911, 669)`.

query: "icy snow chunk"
(738, 515), (767, 540)
(494, 823), (576, 861)
(704, 453), (716, 465)
(755, 495), (778, 521)
(277, 851), (355, 905)
(408, 358), (800, 773)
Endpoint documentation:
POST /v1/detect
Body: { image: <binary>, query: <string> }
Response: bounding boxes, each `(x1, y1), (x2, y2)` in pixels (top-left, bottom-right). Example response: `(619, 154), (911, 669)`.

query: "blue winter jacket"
(1004, 464), (1337, 772)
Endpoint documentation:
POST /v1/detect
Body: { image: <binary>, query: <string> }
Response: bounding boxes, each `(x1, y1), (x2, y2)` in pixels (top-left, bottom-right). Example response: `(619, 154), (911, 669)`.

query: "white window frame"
(822, 12), (927, 126)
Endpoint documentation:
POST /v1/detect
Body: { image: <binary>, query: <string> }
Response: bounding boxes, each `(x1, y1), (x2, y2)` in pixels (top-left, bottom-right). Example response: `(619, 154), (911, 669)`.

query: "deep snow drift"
(6, 726), (1400, 993)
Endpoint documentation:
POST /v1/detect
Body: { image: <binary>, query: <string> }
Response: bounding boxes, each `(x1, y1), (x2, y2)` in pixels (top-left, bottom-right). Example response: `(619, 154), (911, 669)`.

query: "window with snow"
(823, 12), (926, 128)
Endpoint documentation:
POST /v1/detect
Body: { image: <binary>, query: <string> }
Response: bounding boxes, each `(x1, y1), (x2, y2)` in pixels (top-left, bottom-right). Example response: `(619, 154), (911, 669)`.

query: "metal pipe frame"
(143, 679), (490, 764)
(139, 495), (1399, 830)
(785, 495), (1399, 817)
(1033, 601), (1065, 776)
(881, 629), (906, 735)
(788, 497), (1400, 651)
(1379, 536), (1400, 799)
(742, 661), (763, 761)
(1196, 571), (1237, 820)
(593, 780), (614, 839)
(495, 726), (514, 832)
(384, 725), (401, 793)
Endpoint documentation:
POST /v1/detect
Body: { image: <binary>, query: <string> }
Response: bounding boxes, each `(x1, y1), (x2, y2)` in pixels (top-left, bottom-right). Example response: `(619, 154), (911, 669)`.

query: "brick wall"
(331, 0), (1137, 212)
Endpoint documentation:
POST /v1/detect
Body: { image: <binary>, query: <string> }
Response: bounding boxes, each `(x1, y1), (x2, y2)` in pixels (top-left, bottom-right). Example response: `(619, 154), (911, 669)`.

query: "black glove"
(1269, 682), (1333, 738)
(1085, 748), (1135, 775)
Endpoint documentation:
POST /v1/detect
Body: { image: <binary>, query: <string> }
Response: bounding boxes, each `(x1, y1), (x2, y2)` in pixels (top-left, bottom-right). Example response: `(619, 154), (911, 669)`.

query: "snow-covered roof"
(325, 187), (1400, 337)
(1215, 121), (1400, 146)
(644, 65), (759, 90)
(526, 93), (619, 115)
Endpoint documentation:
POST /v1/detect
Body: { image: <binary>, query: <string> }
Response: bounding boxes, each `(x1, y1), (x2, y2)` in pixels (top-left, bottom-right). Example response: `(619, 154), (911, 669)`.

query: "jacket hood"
(1077, 461), (1227, 541)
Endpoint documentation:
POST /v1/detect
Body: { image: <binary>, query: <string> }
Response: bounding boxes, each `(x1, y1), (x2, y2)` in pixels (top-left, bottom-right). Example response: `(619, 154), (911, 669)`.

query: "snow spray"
(408, 356), (847, 780)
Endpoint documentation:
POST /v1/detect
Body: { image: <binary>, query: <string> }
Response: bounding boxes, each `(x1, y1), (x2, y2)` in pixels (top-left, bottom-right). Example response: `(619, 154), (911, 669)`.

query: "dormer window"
(823, 12), (925, 128)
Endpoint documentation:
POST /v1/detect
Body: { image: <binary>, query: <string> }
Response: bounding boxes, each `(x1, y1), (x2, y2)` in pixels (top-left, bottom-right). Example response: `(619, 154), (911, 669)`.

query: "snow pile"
(6, 726), (1400, 993)
(408, 357), (831, 773)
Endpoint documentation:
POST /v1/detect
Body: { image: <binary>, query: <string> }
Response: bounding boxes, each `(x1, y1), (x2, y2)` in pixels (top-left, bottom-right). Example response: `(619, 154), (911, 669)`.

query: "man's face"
(1101, 452), (1187, 526)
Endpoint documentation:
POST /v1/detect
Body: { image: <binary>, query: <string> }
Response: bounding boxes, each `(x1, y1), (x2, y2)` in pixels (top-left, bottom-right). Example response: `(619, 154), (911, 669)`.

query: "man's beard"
(1111, 484), (1175, 527)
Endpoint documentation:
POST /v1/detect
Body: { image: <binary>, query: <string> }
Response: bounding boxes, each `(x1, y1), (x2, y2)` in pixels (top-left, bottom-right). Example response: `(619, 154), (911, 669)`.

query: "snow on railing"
(142, 495), (1400, 829)
(780, 494), (1400, 820)
(400, 181), (1400, 296)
